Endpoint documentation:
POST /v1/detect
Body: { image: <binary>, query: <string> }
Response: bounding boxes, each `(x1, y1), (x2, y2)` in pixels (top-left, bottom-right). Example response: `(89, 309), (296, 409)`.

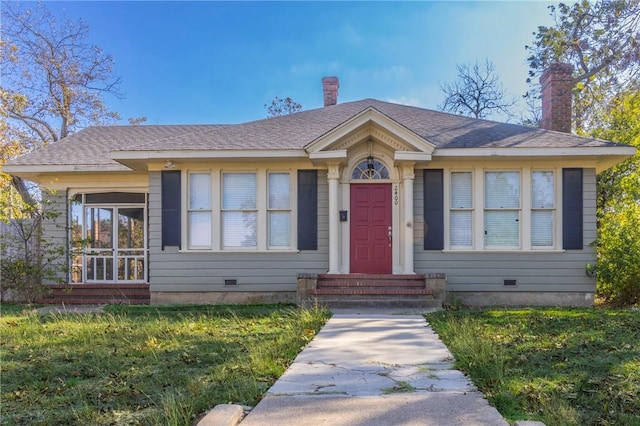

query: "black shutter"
(297, 170), (318, 250)
(562, 168), (583, 250)
(424, 169), (444, 250)
(161, 171), (181, 249)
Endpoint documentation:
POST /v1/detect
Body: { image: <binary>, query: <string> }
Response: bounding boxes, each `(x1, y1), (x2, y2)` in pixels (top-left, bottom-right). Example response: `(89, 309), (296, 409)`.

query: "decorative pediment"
(306, 107), (435, 159)
(330, 123), (411, 152)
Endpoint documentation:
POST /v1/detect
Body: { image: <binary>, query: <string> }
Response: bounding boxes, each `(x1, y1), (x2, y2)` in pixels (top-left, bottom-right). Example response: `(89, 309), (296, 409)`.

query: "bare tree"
(264, 96), (302, 117)
(520, 91), (543, 128)
(1, 2), (123, 205)
(128, 116), (148, 126)
(439, 59), (517, 120)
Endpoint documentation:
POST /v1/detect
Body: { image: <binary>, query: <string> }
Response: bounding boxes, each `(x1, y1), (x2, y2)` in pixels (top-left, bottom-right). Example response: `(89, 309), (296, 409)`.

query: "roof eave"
(434, 146), (636, 172)
(111, 149), (309, 170)
(2, 163), (132, 182)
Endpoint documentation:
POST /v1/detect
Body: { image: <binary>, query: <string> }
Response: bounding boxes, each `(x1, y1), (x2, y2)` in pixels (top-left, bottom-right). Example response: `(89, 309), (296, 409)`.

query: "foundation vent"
(503, 279), (517, 286)
(224, 279), (238, 286)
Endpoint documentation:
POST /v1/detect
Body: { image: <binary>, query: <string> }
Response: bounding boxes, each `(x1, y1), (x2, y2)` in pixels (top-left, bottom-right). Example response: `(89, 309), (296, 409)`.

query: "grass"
(1, 303), (330, 425)
(425, 307), (640, 426)
(381, 381), (416, 394)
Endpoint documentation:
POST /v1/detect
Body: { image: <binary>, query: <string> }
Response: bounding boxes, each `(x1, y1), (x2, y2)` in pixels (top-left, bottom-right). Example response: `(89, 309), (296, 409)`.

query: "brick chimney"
(540, 63), (574, 133)
(322, 76), (339, 107)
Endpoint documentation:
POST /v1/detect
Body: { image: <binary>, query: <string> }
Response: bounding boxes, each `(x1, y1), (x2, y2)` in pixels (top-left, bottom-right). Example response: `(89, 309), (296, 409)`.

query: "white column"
(402, 164), (416, 274)
(327, 163), (341, 274)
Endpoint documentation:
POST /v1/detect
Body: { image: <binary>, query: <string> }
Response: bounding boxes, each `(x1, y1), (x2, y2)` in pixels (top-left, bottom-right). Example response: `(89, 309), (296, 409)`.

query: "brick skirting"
(38, 283), (150, 305)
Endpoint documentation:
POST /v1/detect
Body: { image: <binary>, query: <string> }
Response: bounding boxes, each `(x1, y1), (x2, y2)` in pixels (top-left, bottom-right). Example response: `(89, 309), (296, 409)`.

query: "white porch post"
(402, 164), (415, 274)
(327, 163), (341, 274)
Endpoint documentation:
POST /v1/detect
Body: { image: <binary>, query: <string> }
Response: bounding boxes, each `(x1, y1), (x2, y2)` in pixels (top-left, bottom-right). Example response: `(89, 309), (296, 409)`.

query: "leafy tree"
(595, 204), (640, 306)
(1, 3), (147, 299)
(0, 120), (32, 211)
(264, 96), (302, 117)
(0, 1), (123, 205)
(590, 89), (640, 305)
(0, 193), (67, 303)
(526, 0), (640, 132)
(438, 59), (517, 120)
(592, 87), (640, 210)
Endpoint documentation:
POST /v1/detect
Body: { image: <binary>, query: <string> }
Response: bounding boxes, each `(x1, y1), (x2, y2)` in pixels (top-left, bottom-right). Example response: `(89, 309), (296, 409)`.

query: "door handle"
(388, 226), (392, 247)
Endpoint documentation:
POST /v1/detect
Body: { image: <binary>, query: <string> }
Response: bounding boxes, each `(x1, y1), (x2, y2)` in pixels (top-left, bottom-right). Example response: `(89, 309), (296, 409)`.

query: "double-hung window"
(484, 171), (520, 248)
(187, 170), (292, 250)
(450, 171), (473, 247)
(446, 169), (559, 251)
(531, 171), (555, 247)
(188, 173), (212, 248)
(222, 173), (257, 249)
(268, 173), (291, 248)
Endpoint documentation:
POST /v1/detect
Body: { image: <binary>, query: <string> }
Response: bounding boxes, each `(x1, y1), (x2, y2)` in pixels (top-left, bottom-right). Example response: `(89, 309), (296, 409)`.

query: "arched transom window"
(351, 158), (390, 180)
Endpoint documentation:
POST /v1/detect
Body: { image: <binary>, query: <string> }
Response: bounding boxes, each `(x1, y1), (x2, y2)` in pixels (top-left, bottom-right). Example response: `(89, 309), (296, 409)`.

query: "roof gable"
(305, 107), (436, 156)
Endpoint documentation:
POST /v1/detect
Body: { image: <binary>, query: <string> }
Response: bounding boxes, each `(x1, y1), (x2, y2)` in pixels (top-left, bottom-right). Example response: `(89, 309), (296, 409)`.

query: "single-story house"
(4, 64), (635, 306)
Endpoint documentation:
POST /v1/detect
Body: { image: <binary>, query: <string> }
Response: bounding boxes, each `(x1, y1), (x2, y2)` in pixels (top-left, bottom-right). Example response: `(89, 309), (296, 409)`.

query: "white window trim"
(182, 168), (296, 252)
(267, 172), (293, 249)
(187, 171), (214, 250)
(483, 169), (522, 250)
(445, 167), (562, 252)
(448, 170), (474, 249)
(530, 169), (558, 250)
(221, 171), (259, 250)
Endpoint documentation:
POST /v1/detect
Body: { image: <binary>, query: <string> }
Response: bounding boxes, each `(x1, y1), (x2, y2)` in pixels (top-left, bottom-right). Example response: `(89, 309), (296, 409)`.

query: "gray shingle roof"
(7, 99), (625, 167)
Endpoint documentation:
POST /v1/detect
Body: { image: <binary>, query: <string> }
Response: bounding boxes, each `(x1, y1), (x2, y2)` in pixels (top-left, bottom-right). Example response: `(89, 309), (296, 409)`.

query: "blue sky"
(42, 1), (557, 125)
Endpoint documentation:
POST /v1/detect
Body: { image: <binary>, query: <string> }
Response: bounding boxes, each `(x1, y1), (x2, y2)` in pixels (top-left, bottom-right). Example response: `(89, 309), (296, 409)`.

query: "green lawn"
(0, 304), (330, 425)
(425, 308), (640, 426)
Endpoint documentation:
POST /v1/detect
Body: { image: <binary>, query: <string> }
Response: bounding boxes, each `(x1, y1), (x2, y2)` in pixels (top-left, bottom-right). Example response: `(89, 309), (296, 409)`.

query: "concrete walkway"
(240, 309), (508, 426)
(36, 305), (105, 314)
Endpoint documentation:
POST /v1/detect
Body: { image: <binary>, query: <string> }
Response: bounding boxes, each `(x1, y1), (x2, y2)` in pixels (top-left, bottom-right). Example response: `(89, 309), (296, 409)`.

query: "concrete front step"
(312, 287), (435, 296)
(297, 273), (446, 309)
(315, 296), (442, 309)
(317, 280), (426, 287)
(317, 274), (427, 289)
(312, 273), (441, 308)
(318, 273), (424, 281)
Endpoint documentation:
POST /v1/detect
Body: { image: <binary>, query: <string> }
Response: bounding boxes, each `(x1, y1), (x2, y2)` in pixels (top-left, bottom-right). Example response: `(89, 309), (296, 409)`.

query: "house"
(4, 65), (635, 306)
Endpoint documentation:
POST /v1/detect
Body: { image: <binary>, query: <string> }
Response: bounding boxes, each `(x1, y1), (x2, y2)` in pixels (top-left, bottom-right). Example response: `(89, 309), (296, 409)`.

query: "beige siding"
(148, 171), (329, 292)
(414, 168), (597, 293)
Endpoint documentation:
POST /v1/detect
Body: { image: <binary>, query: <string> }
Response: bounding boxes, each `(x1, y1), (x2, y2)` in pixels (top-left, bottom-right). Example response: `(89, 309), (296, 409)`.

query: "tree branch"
(5, 108), (58, 143)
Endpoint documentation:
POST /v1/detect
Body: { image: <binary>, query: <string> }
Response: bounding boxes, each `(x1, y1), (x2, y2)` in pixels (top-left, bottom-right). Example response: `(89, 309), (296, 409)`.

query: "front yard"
(425, 307), (640, 426)
(0, 304), (329, 425)
(3, 304), (638, 425)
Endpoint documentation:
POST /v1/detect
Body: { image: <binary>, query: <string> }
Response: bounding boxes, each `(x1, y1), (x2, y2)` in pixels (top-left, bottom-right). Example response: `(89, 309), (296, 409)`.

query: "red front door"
(350, 184), (392, 274)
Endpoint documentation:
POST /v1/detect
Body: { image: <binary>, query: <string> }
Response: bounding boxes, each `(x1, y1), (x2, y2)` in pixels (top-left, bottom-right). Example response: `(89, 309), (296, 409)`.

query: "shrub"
(0, 197), (66, 303)
(595, 203), (640, 306)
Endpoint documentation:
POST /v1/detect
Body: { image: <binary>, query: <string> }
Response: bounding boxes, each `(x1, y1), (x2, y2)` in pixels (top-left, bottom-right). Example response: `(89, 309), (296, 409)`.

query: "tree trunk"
(11, 176), (37, 210)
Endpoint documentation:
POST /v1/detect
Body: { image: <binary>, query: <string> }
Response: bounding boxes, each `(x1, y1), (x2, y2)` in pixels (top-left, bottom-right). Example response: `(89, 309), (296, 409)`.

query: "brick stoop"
(307, 274), (442, 308)
(38, 283), (150, 305)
